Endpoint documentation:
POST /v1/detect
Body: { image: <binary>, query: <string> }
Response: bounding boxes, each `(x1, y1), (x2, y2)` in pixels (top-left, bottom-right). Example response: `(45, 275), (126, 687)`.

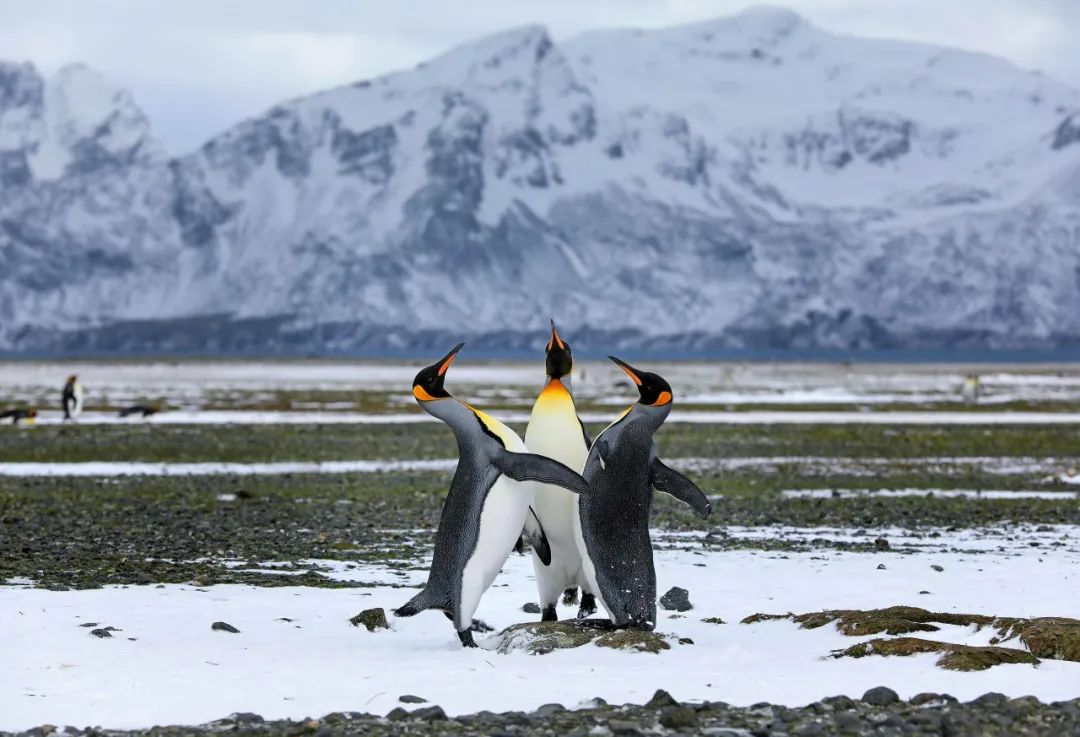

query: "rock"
(607, 719), (642, 734)
(494, 622), (597, 655)
(874, 537), (890, 551)
(398, 695), (427, 704)
(701, 617), (726, 624)
(876, 563), (887, 570)
(535, 703), (565, 716)
(658, 705), (697, 729)
(522, 602), (541, 614)
(412, 705), (448, 721)
(89, 628), (112, 638)
(972, 692), (1008, 706)
(931, 564), (945, 572)
(659, 586), (692, 611)
(211, 621), (240, 633)
(349, 608), (389, 632)
(678, 637), (695, 645)
(231, 713), (264, 724)
(645, 689), (679, 708)
(385, 707), (409, 721)
(795, 723), (826, 736)
(910, 692), (945, 705)
(862, 685), (899, 705)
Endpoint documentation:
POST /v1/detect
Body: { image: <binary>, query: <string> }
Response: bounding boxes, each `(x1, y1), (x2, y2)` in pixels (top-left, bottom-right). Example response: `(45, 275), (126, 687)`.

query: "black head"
(412, 343), (464, 402)
(609, 356), (672, 407)
(545, 319), (573, 380)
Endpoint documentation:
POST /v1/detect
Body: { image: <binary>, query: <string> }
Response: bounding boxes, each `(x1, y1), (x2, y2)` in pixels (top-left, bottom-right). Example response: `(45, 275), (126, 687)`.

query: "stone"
(349, 608), (389, 632)
(522, 602), (542, 614)
(658, 705), (697, 729)
(398, 695), (427, 704)
(862, 686), (899, 705)
(89, 628), (112, 638)
(211, 621), (240, 633)
(412, 705), (447, 721)
(645, 689), (679, 708)
(659, 586), (692, 612)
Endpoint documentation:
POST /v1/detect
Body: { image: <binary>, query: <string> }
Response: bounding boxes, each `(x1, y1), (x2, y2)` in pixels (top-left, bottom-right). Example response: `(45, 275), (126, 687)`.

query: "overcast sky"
(2, 0), (1078, 154)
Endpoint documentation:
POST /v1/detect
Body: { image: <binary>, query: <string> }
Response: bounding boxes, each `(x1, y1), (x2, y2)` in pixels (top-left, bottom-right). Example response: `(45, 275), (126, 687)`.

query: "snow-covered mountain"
(3, 7), (1080, 354)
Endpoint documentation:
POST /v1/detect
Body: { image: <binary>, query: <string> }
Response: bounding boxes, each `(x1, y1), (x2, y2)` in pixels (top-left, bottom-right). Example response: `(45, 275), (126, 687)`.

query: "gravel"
(8, 692), (1079, 737)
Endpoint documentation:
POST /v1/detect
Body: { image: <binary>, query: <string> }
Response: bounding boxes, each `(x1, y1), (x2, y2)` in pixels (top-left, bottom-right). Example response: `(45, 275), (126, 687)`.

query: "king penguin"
(575, 357), (712, 630)
(394, 343), (591, 647)
(524, 320), (596, 621)
(0, 408), (38, 426)
(62, 375), (83, 420)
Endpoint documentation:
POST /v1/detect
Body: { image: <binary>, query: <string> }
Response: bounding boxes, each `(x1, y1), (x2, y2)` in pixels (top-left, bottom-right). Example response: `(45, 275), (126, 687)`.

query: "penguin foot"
(457, 629), (478, 648)
(576, 593), (597, 619)
(541, 605), (558, 622)
(561, 587), (579, 605)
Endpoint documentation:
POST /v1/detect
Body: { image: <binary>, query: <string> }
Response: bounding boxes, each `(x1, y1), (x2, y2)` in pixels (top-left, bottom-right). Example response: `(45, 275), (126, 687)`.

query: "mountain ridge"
(2, 6), (1079, 355)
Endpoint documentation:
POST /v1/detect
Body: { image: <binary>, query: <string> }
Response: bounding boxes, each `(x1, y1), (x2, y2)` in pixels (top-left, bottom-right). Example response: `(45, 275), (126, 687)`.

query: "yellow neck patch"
(468, 405), (516, 447)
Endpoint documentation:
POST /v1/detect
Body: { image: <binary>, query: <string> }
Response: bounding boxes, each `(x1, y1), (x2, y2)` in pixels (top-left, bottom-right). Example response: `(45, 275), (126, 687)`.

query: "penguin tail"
(393, 588), (441, 618)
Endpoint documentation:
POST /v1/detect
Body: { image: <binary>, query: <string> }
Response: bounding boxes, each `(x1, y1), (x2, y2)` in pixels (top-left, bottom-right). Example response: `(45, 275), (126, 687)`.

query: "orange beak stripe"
(617, 363), (642, 386)
(413, 385), (439, 402)
(437, 353), (457, 377)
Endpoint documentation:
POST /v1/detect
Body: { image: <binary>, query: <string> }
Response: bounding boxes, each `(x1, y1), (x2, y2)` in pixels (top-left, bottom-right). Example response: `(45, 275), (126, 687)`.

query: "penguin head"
(609, 356), (673, 409)
(412, 343), (464, 403)
(545, 320), (573, 381)
(66, 375), (78, 386)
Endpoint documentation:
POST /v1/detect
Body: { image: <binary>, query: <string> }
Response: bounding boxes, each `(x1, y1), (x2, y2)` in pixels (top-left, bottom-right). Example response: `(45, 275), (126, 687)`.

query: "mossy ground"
(834, 637), (1041, 671)
(746, 607), (1080, 671)
(3, 419), (1080, 589)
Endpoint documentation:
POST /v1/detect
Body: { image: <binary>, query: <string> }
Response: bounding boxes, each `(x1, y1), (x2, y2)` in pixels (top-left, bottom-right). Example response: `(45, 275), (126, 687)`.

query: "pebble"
(398, 695), (427, 704)
(862, 686), (900, 706)
(522, 602), (541, 614)
(659, 586), (693, 611)
(211, 621), (240, 633)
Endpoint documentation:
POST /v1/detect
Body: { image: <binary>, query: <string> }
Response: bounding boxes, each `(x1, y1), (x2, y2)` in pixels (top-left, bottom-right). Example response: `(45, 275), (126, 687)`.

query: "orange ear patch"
(653, 390), (672, 406)
(413, 385), (439, 402)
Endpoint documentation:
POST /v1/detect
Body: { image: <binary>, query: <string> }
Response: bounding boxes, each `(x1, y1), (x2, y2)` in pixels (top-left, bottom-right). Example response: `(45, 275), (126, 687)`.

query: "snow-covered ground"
(3, 528), (1078, 732)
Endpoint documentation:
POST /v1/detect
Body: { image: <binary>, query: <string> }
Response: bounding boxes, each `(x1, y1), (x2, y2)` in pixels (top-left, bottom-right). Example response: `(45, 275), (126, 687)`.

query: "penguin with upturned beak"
(62, 375), (83, 420)
(575, 357), (712, 630)
(394, 343), (591, 648)
(524, 320), (597, 621)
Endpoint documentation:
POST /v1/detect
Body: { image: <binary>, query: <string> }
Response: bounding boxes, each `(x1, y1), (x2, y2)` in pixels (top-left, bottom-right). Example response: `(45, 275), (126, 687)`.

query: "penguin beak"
(546, 320), (572, 379)
(608, 356), (643, 386)
(547, 319), (565, 352)
(413, 342), (464, 402)
(436, 342), (465, 377)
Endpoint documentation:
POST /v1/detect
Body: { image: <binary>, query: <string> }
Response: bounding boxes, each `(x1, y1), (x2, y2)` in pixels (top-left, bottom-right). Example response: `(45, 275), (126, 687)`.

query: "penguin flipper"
(577, 417), (592, 449)
(650, 458), (712, 518)
(520, 506), (551, 565)
(492, 449), (589, 495)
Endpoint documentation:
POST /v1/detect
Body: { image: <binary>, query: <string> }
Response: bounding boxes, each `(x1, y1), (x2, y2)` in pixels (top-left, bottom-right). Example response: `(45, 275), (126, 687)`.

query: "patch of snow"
(2, 537), (1078, 731)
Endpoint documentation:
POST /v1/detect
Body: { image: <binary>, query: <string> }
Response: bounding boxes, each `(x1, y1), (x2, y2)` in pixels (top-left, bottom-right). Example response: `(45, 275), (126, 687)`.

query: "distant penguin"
(393, 343), (590, 648)
(118, 404), (160, 418)
(62, 375), (83, 420)
(524, 320), (596, 621)
(0, 408), (38, 426)
(575, 357), (712, 630)
(961, 373), (981, 405)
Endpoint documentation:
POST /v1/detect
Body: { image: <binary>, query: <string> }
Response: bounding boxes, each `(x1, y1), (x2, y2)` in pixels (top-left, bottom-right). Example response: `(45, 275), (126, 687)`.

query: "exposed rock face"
(3, 8), (1080, 353)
